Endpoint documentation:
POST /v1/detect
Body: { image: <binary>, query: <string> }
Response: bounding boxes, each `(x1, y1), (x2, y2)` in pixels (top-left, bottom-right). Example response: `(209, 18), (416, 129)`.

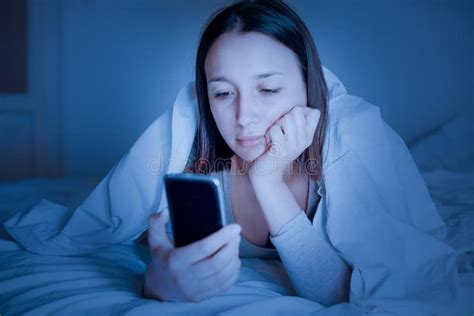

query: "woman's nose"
(236, 94), (258, 127)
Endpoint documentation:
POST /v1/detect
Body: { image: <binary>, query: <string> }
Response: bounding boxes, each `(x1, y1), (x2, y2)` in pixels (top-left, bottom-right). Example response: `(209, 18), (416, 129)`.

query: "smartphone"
(163, 173), (226, 247)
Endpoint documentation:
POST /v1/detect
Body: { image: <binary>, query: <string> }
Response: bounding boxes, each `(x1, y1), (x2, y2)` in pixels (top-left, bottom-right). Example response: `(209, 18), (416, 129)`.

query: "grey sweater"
(213, 169), (351, 306)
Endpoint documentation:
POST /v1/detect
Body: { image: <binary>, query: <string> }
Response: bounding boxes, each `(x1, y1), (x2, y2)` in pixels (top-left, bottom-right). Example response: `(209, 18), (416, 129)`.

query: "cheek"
(263, 99), (294, 124)
(272, 88), (307, 118)
(210, 106), (234, 138)
(262, 108), (283, 128)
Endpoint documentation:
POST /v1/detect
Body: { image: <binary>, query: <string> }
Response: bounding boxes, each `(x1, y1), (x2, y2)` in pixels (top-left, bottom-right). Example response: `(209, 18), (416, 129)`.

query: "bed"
(0, 115), (473, 315)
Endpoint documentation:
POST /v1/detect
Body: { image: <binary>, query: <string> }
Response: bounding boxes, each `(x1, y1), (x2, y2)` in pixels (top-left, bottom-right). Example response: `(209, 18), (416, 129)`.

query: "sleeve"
(269, 210), (351, 307)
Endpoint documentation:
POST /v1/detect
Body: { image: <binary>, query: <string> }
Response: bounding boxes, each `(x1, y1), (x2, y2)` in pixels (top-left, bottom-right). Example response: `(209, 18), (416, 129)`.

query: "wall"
(0, 0), (62, 180)
(298, 0), (473, 145)
(62, 0), (229, 177)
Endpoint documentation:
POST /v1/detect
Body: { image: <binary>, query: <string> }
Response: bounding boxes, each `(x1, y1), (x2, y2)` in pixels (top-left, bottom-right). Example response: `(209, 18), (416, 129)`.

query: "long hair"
(185, 0), (329, 184)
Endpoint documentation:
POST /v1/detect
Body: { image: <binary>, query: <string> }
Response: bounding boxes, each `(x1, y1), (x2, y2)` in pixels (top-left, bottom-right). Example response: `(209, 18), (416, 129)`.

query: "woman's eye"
(260, 88), (281, 95)
(214, 91), (234, 99)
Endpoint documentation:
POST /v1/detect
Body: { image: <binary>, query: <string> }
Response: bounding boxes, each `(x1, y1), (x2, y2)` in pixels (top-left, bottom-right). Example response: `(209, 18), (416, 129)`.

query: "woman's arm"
(271, 210), (351, 306)
(250, 178), (351, 306)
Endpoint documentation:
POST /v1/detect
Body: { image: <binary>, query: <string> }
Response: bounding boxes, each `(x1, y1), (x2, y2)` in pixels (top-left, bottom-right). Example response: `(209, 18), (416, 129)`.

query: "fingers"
(268, 124), (285, 154)
(173, 224), (241, 265)
(290, 105), (321, 146)
(300, 105), (313, 117)
(148, 208), (173, 253)
(304, 108), (320, 145)
(280, 111), (296, 141)
(190, 254), (241, 301)
(264, 105), (320, 160)
(292, 106), (306, 147)
(190, 233), (240, 280)
(274, 105), (309, 148)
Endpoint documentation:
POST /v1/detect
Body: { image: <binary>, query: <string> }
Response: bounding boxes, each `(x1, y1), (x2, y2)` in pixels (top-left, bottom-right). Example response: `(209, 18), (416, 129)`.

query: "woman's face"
(205, 31), (307, 162)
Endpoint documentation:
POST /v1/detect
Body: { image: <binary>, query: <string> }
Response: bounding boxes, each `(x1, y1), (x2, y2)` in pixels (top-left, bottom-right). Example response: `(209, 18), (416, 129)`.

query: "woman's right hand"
(143, 208), (242, 302)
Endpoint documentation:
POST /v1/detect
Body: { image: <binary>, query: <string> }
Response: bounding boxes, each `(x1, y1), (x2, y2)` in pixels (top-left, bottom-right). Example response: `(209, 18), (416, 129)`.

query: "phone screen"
(164, 174), (225, 247)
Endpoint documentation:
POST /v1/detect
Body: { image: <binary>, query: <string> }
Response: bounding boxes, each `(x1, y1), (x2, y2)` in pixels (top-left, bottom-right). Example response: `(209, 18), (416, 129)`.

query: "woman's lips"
(237, 136), (264, 147)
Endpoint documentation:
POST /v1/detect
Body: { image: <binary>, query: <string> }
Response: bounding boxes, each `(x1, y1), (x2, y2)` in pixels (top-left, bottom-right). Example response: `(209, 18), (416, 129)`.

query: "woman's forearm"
(249, 177), (302, 236)
(270, 211), (351, 306)
(250, 179), (351, 306)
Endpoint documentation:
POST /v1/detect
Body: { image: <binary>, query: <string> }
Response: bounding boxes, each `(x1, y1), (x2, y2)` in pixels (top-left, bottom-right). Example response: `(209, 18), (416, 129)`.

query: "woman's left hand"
(248, 105), (321, 183)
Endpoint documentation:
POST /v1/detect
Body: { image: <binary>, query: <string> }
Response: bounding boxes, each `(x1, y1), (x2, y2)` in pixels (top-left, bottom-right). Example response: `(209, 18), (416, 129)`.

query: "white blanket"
(3, 66), (470, 314)
(1, 168), (472, 315)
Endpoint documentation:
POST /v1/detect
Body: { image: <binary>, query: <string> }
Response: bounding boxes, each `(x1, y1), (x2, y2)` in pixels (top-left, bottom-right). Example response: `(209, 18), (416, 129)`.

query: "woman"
(142, 0), (352, 304)
(2, 0), (459, 312)
(138, 0), (461, 312)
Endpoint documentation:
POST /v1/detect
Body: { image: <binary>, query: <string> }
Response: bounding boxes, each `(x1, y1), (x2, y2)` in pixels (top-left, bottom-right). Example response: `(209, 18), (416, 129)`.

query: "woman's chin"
(234, 144), (266, 163)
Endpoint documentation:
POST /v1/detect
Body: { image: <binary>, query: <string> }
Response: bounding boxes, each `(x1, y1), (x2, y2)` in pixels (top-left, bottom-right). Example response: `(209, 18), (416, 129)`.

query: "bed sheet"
(419, 168), (474, 312)
(0, 167), (472, 315)
(0, 178), (100, 242)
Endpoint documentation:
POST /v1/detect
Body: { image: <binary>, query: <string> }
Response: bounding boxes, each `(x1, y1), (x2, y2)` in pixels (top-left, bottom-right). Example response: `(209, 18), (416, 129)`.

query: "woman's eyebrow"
(208, 76), (229, 83)
(208, 72), (284, 83)
(255, 72), (284, 79)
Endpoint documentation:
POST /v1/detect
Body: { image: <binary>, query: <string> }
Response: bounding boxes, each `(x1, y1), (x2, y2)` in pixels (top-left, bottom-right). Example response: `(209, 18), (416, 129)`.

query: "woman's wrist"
(248, 172), (285, 189)
(249, 176), (302, 236)
(142, 264), (164, 301)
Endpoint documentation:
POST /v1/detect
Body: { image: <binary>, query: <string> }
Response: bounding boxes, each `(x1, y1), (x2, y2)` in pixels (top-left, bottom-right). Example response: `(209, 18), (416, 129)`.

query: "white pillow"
(408, 114), (474, 172)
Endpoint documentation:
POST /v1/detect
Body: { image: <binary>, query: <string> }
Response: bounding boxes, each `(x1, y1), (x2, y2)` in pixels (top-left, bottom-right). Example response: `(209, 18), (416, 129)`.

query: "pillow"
(408, 114), (474, 172)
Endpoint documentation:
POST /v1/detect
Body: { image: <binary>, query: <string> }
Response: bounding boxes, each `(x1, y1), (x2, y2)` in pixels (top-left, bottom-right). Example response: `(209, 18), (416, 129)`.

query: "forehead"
(205, 31), (301, 80)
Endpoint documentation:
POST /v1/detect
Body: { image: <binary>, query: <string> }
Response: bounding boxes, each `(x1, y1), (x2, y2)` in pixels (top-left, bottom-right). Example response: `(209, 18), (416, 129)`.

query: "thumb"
(148, 208), (174, 251)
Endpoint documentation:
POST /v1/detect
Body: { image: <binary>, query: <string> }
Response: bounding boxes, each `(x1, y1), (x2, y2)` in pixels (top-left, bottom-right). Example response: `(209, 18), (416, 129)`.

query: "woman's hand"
(143, 208), (242, 302)
(248, 105), (320, 183)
